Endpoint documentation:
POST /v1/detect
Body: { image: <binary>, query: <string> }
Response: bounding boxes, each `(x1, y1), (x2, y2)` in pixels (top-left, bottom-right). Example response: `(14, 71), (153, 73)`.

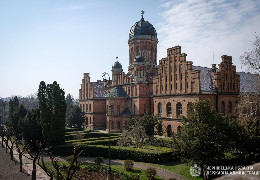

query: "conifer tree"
(38, 81), (66, 147)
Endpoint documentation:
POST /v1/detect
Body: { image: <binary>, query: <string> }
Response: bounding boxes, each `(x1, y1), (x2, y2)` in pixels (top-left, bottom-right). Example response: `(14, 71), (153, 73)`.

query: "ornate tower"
(128, 10), (158, 70)
(111, 60), (123, 86)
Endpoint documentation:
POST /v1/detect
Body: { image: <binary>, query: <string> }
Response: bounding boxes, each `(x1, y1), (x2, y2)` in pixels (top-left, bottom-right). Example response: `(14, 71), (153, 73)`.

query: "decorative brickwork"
(79, 12), (259, 135)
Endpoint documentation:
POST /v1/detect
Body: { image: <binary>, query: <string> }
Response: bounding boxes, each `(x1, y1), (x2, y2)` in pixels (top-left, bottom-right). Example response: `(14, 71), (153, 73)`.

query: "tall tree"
(173, 100), (248, 176)
(66, 94), (74, 109)
(66, 105), (85, 128)
(38, 81), (66, 147)
(7, 102), (27, 139)
(19, 108), (43, 145)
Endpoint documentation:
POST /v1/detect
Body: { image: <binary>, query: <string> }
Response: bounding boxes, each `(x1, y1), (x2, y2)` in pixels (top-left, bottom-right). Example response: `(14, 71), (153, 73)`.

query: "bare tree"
(40, 144), (83, 180)
(240, 33), (260, 74)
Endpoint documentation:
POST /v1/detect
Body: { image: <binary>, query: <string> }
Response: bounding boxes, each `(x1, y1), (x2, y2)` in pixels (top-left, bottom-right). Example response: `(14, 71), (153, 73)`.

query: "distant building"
(79, 11), (260, 135)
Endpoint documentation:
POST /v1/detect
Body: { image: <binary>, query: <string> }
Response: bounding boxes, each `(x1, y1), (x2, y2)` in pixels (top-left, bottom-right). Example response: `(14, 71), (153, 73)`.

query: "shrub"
(95, 157), (104, 165)
(146, 167), (156, 180)
(53, 144), (176, 163)
(124, 160), (134, 171)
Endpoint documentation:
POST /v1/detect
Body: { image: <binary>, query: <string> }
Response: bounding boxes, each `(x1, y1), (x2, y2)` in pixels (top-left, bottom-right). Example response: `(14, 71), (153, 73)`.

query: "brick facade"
(79, 12), (259, 136)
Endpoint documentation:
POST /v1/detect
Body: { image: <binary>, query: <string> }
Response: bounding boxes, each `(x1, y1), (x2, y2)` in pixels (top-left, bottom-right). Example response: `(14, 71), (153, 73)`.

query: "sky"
(0, 0), (260, 99)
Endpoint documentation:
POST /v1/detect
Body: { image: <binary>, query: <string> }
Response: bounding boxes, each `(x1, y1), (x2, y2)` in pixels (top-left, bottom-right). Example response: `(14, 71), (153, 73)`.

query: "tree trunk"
(19, 152), (23, 172)
(32, 158), (37, 180)
(10, 149), (13, 160)
(1, 137), (3, 147)
(5, 140), (8, 153)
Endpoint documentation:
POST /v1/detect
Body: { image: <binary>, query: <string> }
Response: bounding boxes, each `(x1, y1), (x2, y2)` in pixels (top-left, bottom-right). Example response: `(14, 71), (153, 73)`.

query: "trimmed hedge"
(53, 144), (176, 163)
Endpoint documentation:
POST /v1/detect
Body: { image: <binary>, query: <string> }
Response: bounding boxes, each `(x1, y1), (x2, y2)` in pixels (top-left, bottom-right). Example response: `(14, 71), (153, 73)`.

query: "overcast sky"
(0, 0), (259, 99)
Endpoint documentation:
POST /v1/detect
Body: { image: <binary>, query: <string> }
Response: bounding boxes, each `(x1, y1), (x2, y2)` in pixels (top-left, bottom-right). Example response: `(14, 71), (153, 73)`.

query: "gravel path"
(61, 156), (190, 180)
(1, 137), (189, 180)
(0, 145), (31, 180)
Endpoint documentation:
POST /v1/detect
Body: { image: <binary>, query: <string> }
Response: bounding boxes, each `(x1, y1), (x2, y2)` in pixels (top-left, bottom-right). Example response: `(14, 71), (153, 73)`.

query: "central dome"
(129, 11), (157, 40)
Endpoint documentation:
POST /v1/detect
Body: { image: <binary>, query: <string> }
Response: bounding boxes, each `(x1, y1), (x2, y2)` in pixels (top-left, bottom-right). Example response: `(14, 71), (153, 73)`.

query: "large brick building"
(79, 12), (259, 135)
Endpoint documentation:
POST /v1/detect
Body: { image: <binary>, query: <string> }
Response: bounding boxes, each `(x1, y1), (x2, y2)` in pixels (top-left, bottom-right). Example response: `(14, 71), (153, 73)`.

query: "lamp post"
(102, 72), (112, 179)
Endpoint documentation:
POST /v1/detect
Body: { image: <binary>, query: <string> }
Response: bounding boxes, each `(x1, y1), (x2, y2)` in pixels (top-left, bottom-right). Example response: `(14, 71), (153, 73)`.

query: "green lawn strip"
(110, 164), (164, 180)
(40, 160), (164, 180)
(146, 161), (203, 180)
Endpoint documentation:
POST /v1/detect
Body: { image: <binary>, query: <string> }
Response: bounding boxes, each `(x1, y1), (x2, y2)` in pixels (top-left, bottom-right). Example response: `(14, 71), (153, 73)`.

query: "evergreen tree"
(38, 81), (66, 147)
(173, 100), (248, 176)
(66, 93), (74, 109)
(66, 105), (85, 128)
(7, 99), (27, 139)
(19, 108), (43, 145)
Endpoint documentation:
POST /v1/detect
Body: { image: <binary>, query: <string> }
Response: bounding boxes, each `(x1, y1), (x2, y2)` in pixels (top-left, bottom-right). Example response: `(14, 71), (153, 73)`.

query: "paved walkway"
(0, 139), (50, 180)
(58, 156), (190, 180)
(1, 138), (189, 180)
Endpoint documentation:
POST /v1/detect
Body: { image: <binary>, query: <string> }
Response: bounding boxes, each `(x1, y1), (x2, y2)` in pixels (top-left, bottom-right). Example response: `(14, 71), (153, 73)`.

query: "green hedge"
(65, 132), (120, 140)
(53, 144), (176, 163)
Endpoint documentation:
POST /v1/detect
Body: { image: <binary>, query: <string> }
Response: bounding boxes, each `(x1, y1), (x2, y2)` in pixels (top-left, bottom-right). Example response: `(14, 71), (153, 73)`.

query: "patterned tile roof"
(193, 66), (216, 92)
(193, 66), (260, 93)
(91, 81), (108, 98)
(107, 85), (128, 98)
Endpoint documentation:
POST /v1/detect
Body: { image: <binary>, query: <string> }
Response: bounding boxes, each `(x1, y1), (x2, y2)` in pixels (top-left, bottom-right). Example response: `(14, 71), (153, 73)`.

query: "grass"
(41, 160), (164, 180)
(111, 164), (164, 180)
(147, 161), (203, 180)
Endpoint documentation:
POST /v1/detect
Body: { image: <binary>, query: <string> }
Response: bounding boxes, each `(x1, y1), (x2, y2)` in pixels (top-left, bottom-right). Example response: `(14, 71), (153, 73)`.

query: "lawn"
(147, 161), (203, 180)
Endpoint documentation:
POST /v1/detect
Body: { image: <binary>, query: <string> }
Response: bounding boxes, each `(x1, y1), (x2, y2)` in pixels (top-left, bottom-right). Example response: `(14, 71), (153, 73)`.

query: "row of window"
(80, 103), (92, 112)
(107, 105), (120, 115)
(221, 101), (233, 115)
(158, 102), (187, 118)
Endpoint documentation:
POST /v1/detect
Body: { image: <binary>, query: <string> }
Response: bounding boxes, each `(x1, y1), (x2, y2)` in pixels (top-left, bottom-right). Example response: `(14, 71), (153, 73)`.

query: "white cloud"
(55, 3), (89, 12)
(157, 0), (260, 71)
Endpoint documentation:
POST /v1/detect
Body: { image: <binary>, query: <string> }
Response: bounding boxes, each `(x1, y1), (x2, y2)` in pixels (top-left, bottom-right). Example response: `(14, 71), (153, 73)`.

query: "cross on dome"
(141, 10), (144, 19)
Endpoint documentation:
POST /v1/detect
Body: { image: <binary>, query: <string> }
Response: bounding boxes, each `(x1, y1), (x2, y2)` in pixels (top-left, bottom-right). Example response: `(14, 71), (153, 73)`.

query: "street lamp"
(102, 72), (112, 179)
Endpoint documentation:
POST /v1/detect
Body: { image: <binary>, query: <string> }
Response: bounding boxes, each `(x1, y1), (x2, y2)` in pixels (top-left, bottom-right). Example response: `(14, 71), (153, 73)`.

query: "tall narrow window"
(144, 104), (146, 114)
(166, 102), (172, 117)
(86, 104), (88, 112)
(117, 105), (120, 115)
(83, 104), (85, 112)
(89, 104), (91, 112)
(221, 101), (225, 115)
(187, 102), (193, 115)
(177, 103), (182, 117)
(117, 121), (120, 130)
(111, 105), (114, 115)
(228, 101), (232, 114)
(111, 121), (114, 130)
(158, 103), (162, 117)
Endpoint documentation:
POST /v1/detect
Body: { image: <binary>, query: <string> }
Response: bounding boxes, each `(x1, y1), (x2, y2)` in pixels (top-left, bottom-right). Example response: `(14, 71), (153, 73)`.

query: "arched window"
(111, 105), (114, 115)
(228, 101), (232, 114)
(117, 105), (120, 115)
(187, 102), (193, 115)
(221, 101), (225, 115)
(166, 102), (172, 117)
(177, 103), (182, 118)
(177, 126), (182, 136)
(124, 121), (128, 130)
(167, 125), (172, 137)
(117, 122), (120, 130)
(158, 103), (162, 117)
(111, 121), (114, 130)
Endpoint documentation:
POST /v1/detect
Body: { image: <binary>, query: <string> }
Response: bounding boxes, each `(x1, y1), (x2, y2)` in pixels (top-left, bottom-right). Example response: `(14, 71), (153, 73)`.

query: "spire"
(141, 10), (144, 21)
